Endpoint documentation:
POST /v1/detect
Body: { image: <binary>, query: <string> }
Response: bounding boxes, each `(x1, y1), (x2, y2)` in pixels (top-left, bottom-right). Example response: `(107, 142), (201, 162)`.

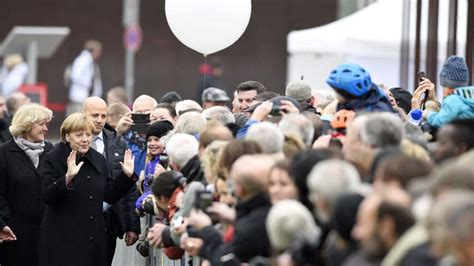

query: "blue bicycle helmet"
(326, 63), (373, 97)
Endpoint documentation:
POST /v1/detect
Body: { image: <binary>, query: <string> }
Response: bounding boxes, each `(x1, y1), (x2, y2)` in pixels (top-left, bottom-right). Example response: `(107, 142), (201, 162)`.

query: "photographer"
(116, 95), (157, 176)
(147, 171), (187, 260)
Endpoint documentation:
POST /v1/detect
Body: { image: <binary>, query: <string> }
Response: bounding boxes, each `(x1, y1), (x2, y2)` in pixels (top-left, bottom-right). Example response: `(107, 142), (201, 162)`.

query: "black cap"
(390, 87), (412, 114)
(146, 120), (174, 140)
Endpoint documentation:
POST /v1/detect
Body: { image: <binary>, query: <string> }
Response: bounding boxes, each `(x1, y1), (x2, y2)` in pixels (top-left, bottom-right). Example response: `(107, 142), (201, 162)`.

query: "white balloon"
(165, 0), (252, 55)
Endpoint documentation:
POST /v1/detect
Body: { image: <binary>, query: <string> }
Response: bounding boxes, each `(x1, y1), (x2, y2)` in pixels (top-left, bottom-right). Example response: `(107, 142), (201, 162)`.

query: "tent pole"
(447, 0), (458, 56)
(400, 0), (411, 90)
(414, 0), (422, 90)
(426, 0), (439, 87)
(466, 0), (474, 85)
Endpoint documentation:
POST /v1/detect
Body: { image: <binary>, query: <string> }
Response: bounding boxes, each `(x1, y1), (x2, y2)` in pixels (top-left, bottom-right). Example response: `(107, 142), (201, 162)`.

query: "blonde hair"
(4, 54), (24, 69)
(9, 104), (53, 137)
(60, 112), (95, 142)
(200, 140), (228, 184)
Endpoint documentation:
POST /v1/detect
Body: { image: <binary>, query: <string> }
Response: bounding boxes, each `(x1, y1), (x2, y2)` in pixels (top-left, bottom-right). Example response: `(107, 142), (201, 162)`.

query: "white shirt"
(0, 63), (28, 98)
(92, 131), (105, 155)
(68, 50), (102, 103)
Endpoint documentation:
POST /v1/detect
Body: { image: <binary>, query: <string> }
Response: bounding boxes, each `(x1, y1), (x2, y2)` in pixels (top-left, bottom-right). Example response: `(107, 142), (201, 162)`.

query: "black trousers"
(104, 211), (119, 266)
(105, 230), (117, 266)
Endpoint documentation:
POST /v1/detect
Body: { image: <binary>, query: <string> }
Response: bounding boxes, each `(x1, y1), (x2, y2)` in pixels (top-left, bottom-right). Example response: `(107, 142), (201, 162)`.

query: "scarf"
(14, 137), (45, 168)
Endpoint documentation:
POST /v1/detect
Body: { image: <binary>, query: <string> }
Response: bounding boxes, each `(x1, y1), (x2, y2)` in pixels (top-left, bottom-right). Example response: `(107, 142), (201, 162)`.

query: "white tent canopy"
(287, 0), (467, 90)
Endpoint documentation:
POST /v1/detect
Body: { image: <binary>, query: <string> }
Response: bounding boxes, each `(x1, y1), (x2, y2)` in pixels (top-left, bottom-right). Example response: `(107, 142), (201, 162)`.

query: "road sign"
(123, 25), (142, 53)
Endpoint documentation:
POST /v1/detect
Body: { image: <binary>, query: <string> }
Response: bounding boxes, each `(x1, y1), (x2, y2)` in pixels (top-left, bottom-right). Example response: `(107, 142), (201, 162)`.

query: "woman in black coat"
(0, 104), (53, 266)
(39, 113), (137, 266)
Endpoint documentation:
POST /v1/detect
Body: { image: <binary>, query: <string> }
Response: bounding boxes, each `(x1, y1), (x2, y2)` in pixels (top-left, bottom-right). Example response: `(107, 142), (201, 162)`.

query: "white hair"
(132, 94), (157, 110)
(312, 89), (335, 109)
(202, 106), (235, 125)
(166, 133), (199, 168)
(359, 112), (403, 148)
(175, 100), (203, 115)
(176, 112), (207, 135)
(278, 113), (314, 147)
(266, 200), (321, 251)
(307, 159), (361, 210)
(245, 122), (284, 154)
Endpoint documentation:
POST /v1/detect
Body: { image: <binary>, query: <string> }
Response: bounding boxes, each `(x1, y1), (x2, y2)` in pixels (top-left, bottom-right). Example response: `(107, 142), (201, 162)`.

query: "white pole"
(26, 41), (38, 84)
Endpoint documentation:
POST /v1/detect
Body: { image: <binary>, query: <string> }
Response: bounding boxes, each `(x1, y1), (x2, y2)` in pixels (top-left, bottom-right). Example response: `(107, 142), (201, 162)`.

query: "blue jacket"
(123, 131), (147, 176)
(427, 86), (474, 128)
(337, 87), (395, 113)
(236, 119), (259, 139)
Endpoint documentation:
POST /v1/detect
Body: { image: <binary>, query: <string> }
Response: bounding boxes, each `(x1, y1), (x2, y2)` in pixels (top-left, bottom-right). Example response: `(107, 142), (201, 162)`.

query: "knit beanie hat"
(146, 120), (174, 141)
(286, 80), (312, 102)
(439, 56), (469, 88)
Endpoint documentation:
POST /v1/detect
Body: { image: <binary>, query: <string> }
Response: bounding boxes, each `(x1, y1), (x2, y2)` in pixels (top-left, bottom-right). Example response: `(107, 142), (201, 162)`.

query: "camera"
(130, 113), (150, 135)
(269, 103), (281, 116)
(194, 191), (213, 211)
(158, 154), (169, 169)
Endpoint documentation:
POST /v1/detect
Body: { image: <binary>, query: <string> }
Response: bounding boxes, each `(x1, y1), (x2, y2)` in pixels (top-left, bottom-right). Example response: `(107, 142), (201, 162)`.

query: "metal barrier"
(146, 215), (200, 266)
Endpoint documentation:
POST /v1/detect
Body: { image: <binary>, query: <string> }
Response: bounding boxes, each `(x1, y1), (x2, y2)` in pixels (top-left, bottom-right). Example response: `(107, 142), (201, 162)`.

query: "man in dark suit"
(83, 96), (140, 265)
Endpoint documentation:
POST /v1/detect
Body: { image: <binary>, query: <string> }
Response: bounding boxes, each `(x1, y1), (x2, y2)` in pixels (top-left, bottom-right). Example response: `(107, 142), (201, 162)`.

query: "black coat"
(0, 140), (53, 266)
(39, 142), (136, 266)
(181, 155), (205, 185)
(102, 125), (140, 237)
(199, 193), (271, 265)
(0, 114), (12, 143)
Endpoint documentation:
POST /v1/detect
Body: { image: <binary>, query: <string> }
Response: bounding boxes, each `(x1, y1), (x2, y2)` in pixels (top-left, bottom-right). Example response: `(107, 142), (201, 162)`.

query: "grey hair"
(278, 113), (315, 147)
(307, 159), (361, 210)
(403, 122), (428, 149)
(266, 200), (321, 251)
(426, 190), (474, 256)
(175, 100), (203, 115)
(202, 106), (235, 125)
(166, 133), (199, 168)
(359, 112), (403, 148)
(446, 193), (474, 242)
(176, 112), (207, 135)
(245, 122), (284, 154)
(312, 89), (335, 110)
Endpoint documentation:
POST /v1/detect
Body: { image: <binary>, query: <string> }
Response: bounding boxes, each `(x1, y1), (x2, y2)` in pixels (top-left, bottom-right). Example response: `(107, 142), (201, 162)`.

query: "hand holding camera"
(207, 202), (236, 224)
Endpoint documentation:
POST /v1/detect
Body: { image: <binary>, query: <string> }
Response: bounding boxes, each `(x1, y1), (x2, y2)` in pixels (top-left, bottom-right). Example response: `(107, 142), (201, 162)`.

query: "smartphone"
(130, 113), (150, 134)
(194, 191), (213, 211)
(417, 71), (429, 109)
(269, 102), (281, 116)
(417, 71), (426, 84)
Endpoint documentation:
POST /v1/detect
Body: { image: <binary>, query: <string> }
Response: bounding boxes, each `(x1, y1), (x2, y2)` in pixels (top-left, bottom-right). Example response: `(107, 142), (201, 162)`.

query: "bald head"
(83, 96), (108, 135)
(133, 95), (157, 114)
(230, 155), (274, 200)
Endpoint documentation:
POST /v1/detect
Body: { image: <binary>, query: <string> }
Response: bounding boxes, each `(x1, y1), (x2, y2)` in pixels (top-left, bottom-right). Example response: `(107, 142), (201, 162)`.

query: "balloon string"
(203, 55), (207, 93)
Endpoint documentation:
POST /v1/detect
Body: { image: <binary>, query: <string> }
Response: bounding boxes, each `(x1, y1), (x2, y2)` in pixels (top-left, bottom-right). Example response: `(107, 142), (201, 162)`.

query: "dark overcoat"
(0, 140), (53, 266)
(102, 126), (140, 238)
(39, 142), (135, 266)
